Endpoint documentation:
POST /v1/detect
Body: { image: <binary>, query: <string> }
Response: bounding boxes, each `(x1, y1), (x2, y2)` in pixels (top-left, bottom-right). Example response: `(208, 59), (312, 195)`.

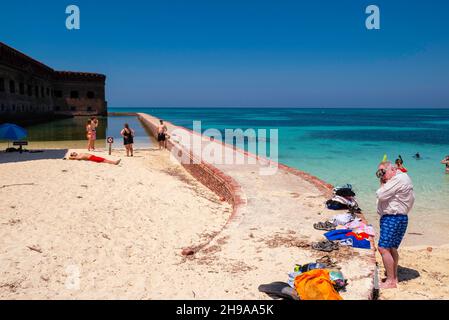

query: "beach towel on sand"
(294, 269), (343, 300)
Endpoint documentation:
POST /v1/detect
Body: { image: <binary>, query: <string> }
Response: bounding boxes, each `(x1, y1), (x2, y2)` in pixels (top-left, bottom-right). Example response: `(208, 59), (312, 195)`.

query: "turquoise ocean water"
(110, 108), (449, 243)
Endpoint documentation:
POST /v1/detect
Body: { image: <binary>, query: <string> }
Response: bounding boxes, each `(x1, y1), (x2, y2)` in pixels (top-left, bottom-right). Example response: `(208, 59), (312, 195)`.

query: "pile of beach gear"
(325, 184), (361, 212)
(258, 256), (347, 300)
(259, 184), (375, 300)
(313, 184), (374, 251)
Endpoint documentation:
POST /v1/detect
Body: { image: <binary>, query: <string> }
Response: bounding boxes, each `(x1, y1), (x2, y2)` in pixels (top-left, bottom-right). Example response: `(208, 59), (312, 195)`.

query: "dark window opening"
(70, 106), (76, 111)
(87, 91), (95, 99)
(46, 88), (50, 96)
(10, 80), (16, 94)
(54, 90), (62, 98)
(55, 106), (61, 111)
(87, 106), (92, 111)
(1, 104), (5, 111)
(12, 104), (16, 111)
(70, 91), (79, 99)
(0, 78), (5, 92)
(27, 85), (32, 96)
(19, 83), (25, 95)
(35, 86), (39, 98)
(41, 87), (44, 97)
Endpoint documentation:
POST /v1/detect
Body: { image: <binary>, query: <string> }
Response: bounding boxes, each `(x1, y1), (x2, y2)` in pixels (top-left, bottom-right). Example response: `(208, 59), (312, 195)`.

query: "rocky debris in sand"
(216, 236), (229, 246)
(1, 183), (35, 189)
(27, 245), (43, 253)
(264, 233), (310, 249)
(427, 247), (433, 252)
(102, 233), (111, 240)
(182, 248), (196, 256)
(227, 261), (256, 274)
(0, 279), (24, 293)
(290, 192), (300, 198)
(2, 219), (21, 226)
(202, 245), (221, 255)
(40, 275), (50, 282)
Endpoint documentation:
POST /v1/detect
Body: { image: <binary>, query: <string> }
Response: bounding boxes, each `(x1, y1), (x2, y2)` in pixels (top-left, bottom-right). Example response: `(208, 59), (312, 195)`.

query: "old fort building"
(0, 42), (107, 123)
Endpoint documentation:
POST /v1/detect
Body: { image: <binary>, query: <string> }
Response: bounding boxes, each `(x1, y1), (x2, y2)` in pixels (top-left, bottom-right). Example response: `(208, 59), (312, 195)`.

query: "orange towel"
(294, 269), (343, 300)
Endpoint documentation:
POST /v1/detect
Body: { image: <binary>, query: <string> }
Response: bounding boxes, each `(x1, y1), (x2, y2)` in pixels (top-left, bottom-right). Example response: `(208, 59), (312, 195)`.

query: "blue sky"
(1, 0), (449, 108)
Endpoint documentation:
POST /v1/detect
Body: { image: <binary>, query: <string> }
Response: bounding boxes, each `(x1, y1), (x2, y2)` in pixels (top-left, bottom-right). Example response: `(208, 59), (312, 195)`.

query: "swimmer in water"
(413, 152), (421, 160)
(395, 155), (408, 173)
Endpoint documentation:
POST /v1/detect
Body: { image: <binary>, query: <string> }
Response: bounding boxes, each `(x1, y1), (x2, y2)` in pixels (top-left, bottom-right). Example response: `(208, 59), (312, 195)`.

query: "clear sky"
(1, 0), (449, 108)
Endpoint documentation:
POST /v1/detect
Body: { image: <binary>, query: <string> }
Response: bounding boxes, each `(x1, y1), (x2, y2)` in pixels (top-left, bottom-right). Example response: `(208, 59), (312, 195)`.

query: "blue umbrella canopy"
(0, 123), (28, 141)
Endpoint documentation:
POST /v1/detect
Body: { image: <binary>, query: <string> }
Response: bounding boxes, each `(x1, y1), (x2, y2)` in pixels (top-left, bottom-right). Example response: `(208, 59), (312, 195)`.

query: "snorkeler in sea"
(441, 156), (449, 174)
(413, 152), (421, 160)
(395, 155), (408, 173)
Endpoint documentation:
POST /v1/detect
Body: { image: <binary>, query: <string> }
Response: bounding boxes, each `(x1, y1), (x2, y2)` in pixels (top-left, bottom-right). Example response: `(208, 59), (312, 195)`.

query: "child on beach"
(67, 152), (121, 165)
(120, 123), (135, 157)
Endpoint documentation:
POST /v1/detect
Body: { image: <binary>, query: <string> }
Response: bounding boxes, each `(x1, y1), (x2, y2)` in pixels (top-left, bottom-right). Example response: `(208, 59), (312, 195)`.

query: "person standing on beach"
(90, 117), (99, 150)
(120, 123), (135, 157)
(441, 156), (449, 174)
(86, 120), (93, 151)
(157, 120), (168, 150)
(376, 161), (415, 289)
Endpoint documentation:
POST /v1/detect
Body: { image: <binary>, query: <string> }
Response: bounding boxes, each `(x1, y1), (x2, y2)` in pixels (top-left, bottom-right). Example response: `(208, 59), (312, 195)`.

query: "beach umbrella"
(0, 123), (27, 149)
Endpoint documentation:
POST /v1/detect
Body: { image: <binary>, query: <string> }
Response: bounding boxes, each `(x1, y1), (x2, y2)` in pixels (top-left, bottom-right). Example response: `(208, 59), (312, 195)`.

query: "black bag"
(335, 188), (356, 197)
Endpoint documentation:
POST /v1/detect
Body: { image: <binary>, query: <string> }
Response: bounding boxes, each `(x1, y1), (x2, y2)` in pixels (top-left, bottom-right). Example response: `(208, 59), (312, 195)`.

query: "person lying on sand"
(67, 152), (121, 165)
(376, 161), (415, 289)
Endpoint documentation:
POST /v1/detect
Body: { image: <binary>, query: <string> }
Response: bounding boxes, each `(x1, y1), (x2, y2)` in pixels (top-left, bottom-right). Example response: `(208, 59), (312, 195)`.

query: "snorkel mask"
(376, 168), (386, 179)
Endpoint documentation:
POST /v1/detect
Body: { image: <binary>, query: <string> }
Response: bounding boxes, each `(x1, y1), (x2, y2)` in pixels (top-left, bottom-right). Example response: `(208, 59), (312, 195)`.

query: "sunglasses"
(376, 169), (386, 179)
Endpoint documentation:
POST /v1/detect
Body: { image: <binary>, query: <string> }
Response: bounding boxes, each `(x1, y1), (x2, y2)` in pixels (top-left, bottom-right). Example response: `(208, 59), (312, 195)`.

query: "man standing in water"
(157, 119), (168, 150)
(375, 161), (415, 289)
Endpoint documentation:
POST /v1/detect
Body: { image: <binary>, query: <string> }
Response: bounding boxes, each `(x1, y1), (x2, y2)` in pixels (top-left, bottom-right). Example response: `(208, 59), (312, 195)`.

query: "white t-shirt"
(376, 171), (415, 216)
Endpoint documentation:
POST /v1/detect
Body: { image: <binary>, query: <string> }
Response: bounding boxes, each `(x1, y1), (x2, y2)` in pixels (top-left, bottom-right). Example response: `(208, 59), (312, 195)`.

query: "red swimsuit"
(88, 155), (106, 163)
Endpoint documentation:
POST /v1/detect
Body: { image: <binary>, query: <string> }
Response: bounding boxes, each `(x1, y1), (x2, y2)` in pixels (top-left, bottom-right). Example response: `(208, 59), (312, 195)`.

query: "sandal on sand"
(312, 240), (339, 252)
(316, 255), (339, 268)
(313, 221), (336, 231)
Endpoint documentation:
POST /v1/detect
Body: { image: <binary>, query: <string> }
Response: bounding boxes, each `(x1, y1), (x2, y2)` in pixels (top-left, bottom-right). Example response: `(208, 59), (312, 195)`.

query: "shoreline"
(137, 112), (377, 299)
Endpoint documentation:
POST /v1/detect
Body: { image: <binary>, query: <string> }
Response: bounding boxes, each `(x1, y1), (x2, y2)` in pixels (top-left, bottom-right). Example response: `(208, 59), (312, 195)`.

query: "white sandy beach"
(0, 148), (231, 299)
(0, 146), (448, 299)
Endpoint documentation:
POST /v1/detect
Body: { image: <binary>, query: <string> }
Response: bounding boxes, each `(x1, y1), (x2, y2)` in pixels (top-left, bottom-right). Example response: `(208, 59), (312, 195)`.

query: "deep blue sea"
(109, 108), (449, 239)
